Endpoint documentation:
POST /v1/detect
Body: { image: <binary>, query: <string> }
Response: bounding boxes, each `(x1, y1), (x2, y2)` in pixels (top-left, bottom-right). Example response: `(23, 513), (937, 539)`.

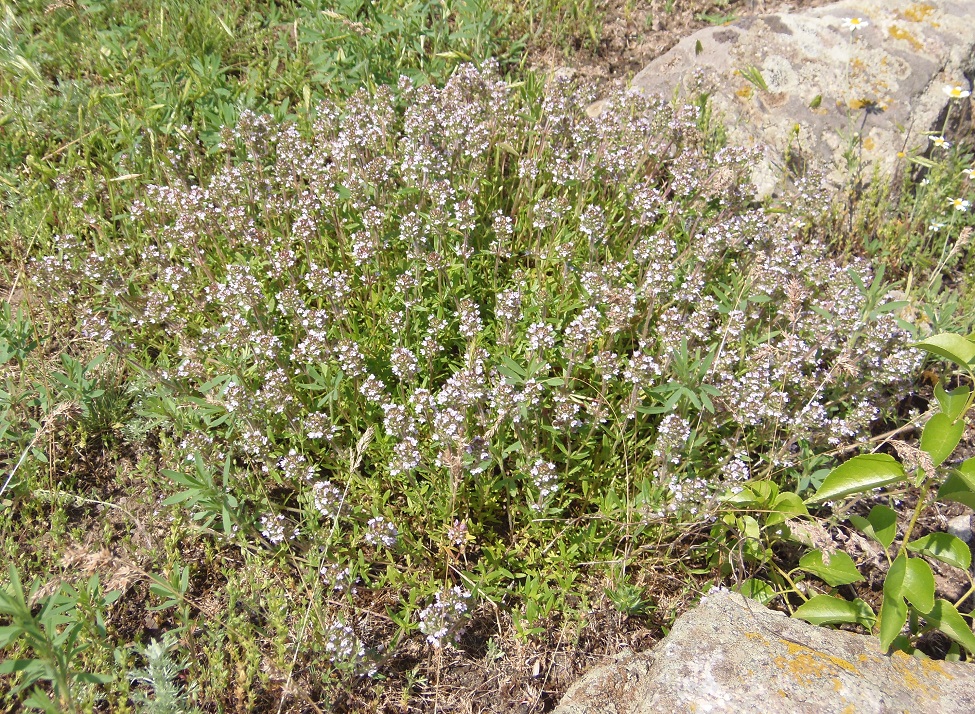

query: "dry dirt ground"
(527, 0), (837, 91)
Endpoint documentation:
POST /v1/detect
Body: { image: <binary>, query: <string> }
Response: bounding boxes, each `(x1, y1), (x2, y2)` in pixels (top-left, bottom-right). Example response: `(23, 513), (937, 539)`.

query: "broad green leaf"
(849, 505), (898, 549)
(798, 549), (864, 587)
(738, 578), (776, 605)
(808, 454), (905, 504)
(920, 413), (965, 466)
(880, 556), (909, 651)
(914, 333), (975, 369)
(739, 515), (761, 543)
(748, 481), (779, 504)
(937, 465), (975, 509)
(935, 383), (971, 422)
(767, 492), (808, 526)
(720, 485), (761, 506)
(925, 599), (975, 654)
(906, 533), (972, 570)
(884, 553), (907, 600)
(793, 595), (875, 627)
(902, 558), (935, 613)
(773, 491), (808, 515)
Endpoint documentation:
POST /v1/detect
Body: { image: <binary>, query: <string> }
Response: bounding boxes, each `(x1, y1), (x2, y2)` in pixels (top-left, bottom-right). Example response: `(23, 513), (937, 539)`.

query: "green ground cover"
(1, 0), (974, 711)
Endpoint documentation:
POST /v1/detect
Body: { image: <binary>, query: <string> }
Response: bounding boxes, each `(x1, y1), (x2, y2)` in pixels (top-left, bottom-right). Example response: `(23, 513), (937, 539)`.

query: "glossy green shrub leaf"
(883, 553), (936, 615)
(935, 383), (971, 422)
(766, 491), (809, 526)
(798, 550), (864, 587)
(906, 533), (972, 570)
(793, 594), (875, 627)
(920, 413), (965, 467)
(879, 595), (908, 652)
(849, 505), (898, 549)
(937, 459), (975, 508)
(738, 578), (776, 605)
(720, 485), (762, 506)
(807, 454), (905, 504)
(880, 554), (910, 651)
(925, 599), (975, 654)
(902, 558), (936, 614)
(914, 333), (975, 369)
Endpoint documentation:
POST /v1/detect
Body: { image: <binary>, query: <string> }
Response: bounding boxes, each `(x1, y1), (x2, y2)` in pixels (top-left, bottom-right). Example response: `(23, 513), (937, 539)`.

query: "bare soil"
(526, 0), (839, 93)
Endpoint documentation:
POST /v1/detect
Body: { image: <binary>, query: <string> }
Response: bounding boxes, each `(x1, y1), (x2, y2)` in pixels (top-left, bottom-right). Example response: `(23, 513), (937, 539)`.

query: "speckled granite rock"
(616, 0), (975, 197)
(553, 590), (975, 714)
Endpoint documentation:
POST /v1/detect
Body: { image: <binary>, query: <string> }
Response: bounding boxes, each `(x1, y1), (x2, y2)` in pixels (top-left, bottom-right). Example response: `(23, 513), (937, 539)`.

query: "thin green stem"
(896, 479), (932, 560)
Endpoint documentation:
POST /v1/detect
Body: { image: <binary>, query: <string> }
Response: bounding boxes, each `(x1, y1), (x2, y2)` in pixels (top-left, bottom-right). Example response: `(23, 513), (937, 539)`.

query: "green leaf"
(22, 688), (59, 714)
(879, 581), (908, 651)
(937, 463), (975, 508)
(798, 550), (864, 587)
(0, 623), (22, 648)
(808, 454), (905, 503)
(883, 552), (907, 597)
(925, 599), (975, 654)
(0, 658), (45, 678)
(911, 156), (936, 169)
(920, 413), (965, 467)
(748, 481), (779, 504)
(935, 383), (971, 422)
(880, 554), (936, 646)
(906, 533), (972, 570)
(738, 578), (776, 605)
(914, 333), (975, 369)
(767, 491), (809, 526)
(793, 594), (875, 627)
(902, 558), (935, 613)
(849, 505), (898, 549)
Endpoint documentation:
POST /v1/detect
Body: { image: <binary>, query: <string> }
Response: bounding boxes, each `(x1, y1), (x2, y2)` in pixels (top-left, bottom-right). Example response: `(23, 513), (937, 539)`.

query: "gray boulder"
(618, 0), (975, 197)
(553, 589), (975, 714)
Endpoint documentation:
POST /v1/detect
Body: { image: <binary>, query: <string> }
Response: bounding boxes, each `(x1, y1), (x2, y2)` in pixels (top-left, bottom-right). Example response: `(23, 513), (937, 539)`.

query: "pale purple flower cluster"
(418, 586), (472, 648)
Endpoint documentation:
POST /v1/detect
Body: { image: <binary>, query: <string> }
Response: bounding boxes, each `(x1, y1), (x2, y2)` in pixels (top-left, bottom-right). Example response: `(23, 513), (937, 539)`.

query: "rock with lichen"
(553, 589), (975, 714)
(606, 0), (975, 197)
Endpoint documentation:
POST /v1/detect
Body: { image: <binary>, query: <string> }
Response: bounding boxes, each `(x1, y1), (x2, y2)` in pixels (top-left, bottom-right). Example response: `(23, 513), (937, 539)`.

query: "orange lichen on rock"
(773, 641), (859, 685)
(889, 25), (923, 50)
(900, 3), (936, 23)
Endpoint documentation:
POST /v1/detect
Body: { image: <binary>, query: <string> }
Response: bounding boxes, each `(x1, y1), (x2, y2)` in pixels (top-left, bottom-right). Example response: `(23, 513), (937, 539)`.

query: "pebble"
(947, 514), (974, 543)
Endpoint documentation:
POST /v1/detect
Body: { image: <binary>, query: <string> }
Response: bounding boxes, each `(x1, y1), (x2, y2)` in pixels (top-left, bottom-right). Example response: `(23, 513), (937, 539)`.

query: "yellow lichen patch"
(736, 85), (754, 99)
(862, 137), (876, 151)
(888, 651), (954, 692)
(920, 659), (951, 678)
(901, 3), (936, 23)
(847, 98), (876, 111)
(888, 25), (923, 50)
(889, 654), (924, 692)
(745, 631), (769, 644)
(841, 705), (857, 714)
(773, 641), (860, 685)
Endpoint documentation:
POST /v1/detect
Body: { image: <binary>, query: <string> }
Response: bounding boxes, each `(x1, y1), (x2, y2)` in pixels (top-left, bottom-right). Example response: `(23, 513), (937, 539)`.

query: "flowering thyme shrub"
(28, 62), (923, 658)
